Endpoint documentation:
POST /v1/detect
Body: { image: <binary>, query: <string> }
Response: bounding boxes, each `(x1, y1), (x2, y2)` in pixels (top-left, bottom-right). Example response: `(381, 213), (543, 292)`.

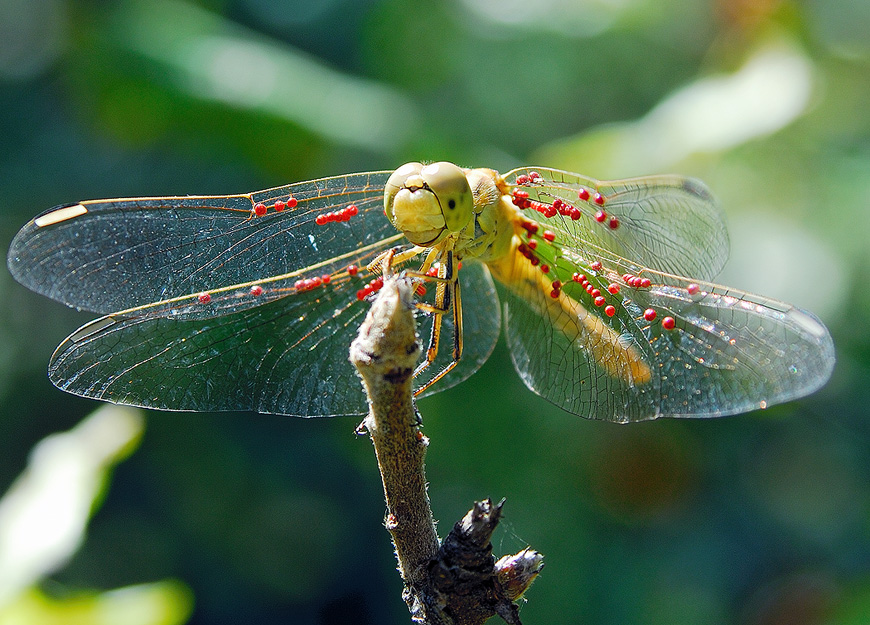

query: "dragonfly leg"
(404, 248), (454, 297)
(412, 251), (463, 396)
(368, 246), (428, 276)
(413, 251), (453, 378)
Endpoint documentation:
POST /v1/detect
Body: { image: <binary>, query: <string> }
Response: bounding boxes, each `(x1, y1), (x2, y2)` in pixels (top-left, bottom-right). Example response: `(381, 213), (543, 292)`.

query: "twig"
(350, 275), (543, 624)
(350, 274), (439, 585)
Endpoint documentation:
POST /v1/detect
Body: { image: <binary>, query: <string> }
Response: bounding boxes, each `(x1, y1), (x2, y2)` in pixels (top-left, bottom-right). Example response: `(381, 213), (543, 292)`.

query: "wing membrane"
(499, 260), (834, 422)
(504, 167), (729, 281)
(8, 172), (393, 315)
(48, 259), (500, 416)
(49, 278), (375, 416)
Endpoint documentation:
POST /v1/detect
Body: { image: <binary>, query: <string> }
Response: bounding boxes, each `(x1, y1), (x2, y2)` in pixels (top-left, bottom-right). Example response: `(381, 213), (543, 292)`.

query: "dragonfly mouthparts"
(401, 174), (427, 191)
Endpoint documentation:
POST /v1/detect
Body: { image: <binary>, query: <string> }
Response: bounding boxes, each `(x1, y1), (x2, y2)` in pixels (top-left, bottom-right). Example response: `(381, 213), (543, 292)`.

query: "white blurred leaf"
(111, 0), (418, 152)
(535, 40), (813, 175)
(0, 581), (192, 625)
(0, 405), (144, 607)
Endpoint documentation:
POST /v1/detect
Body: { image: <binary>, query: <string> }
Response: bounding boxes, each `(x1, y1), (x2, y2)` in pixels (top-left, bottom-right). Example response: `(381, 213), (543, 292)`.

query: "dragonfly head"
(384, 161), (473, 246)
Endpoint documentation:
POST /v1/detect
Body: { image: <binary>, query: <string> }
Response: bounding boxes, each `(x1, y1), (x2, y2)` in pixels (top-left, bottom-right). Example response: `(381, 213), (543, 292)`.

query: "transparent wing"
(47, 259), (500, 416)
(7, 171), (395, 316)
(503, 167), (729, 281)
(49, 279), (378, 417)
(496, 254), (834, 422)
(9, 169), (487, 416)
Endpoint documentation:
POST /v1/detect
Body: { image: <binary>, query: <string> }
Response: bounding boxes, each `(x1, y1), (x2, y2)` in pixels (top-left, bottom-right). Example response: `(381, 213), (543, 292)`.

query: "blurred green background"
(0, 0), (868, 623)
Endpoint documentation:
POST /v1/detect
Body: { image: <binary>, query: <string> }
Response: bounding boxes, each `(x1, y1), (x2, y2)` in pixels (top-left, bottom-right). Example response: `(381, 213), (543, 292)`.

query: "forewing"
(7, 171), (394, 316)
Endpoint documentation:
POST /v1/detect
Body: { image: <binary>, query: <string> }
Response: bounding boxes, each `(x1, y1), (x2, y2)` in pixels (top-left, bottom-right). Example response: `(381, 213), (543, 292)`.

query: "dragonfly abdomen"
(487, 235), (652, 387)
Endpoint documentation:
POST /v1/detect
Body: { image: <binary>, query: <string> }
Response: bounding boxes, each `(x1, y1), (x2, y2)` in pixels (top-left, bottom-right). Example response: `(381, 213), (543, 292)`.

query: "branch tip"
(351, 276), (544, 624)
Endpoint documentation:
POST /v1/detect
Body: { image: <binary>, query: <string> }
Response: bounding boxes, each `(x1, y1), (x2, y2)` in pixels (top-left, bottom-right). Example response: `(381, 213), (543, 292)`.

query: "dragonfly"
(7, 162), (835, 422)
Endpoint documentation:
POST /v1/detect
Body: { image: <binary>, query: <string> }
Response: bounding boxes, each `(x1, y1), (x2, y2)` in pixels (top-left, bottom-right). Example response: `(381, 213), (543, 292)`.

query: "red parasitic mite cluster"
(514, 171), (544, 186)
(273, 197), (297, 212)
(641, 307), (677, 332)
(520, 219), (539, 236)
(294, 274), (331, 292)
(197, 292), (211, 304)
(564, 262), (682, 331)
(536, 255), (678, 332)
(590, 205), (619, 229)
(356, 277), (384, 301)
(252, 196), (297, 217)
(511, 191), (582, 220)
(551, 198), (582, 220)
(622, 273), (652, 289)
(517, 219), (559, 278)
(315, 204), (358, 226)
(249, 285), (263, 296)
(511, 179), (614, 228)
(512, 190), (530, 205)
(508, 196), (676, 332)
(517, 241), (541, 267)
(523, 198), (555, 218)
(571, 271), (612, 312)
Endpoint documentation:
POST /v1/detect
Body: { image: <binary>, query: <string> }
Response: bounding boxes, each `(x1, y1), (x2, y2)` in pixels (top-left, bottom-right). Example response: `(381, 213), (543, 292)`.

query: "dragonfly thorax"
(452, 168), (516, 263)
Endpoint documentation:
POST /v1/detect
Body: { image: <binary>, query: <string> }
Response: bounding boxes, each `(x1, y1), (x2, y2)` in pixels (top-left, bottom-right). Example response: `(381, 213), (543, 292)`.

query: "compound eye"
(420, 162), (473, 233)
(384, 162), (423, 221)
